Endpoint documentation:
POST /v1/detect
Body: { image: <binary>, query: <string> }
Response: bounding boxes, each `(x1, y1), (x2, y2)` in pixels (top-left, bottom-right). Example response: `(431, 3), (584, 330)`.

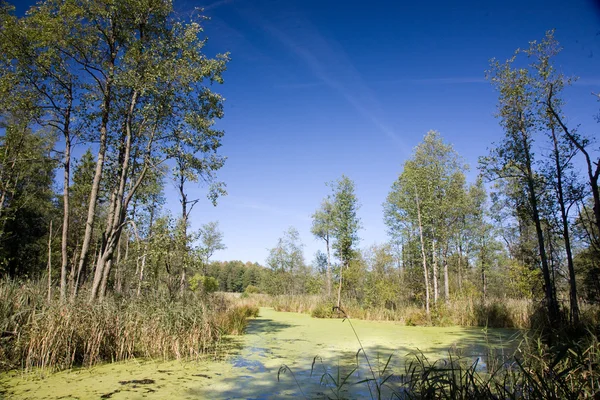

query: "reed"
(0, 279), (258, 372)
(237, 293), (533, 328)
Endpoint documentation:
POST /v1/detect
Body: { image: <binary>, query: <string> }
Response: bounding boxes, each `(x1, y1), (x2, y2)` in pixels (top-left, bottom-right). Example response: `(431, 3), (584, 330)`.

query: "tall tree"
(481, 48), (559, 325)
(199, 221), (226, 270)
(0, 3), (87, 300)
(311, 198), (334, 297)
(86, 1), (228, 301)
(329, 175), (361, 308)
(530, 32), (586, 324)
(385, 131), (465, 314)
(266, 227), (305, 296)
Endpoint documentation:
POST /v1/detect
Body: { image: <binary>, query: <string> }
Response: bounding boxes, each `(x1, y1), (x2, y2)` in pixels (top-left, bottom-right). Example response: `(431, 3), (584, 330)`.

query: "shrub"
(244, 285), (261, 294)
(189, 274), (219, 293)
(311, 302), (337, 318)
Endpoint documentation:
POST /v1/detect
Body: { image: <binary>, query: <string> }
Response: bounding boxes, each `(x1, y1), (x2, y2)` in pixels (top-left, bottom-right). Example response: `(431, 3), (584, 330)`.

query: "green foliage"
(265, 227), (308, 296)
(0, 122), (57, 278)
(244, 285), (261, 294)
(311, 301), (338, 318)
(329, 176), (361, 268)
(189, 273), (219, 293)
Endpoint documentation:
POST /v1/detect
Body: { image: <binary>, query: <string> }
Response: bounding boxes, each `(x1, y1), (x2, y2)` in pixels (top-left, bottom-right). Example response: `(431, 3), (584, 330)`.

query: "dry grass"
(234, 293), (533, 328)
(0, 280), (258, 372)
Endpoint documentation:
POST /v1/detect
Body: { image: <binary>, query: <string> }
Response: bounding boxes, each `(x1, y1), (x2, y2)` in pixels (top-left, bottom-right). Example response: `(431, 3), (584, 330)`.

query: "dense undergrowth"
(0, 279), (258, 372)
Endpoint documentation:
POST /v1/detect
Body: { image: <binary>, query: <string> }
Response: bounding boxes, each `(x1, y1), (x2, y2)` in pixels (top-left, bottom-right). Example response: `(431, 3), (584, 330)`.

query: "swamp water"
(1, 307), (521, 399)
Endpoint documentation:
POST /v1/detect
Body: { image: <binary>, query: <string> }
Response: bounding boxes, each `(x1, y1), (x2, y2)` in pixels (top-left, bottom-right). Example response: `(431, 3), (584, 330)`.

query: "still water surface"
(0, 307), (521, 399)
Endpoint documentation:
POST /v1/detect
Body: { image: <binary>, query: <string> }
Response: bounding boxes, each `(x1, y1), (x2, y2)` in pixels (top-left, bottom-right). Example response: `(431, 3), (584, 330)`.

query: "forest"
(0, 0), (599, 398)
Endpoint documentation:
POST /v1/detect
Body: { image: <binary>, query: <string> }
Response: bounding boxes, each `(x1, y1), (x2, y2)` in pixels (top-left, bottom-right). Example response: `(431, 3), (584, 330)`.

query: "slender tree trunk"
(325, 236), (332, 297)
(443, 247), (449, 302)
(115, 233), (123, 294)
(90, 189), (117, 301)
(521, 130), (559, 324)
(337, 260), (344, 309)
(415, 186), (430, 316)
(99, 259), (112, 299)
(138, 210), (153, 297)
(47, 220), (53, 303)
(91, 91), (140, 301)
(432, 239), (438, 304)
(60, 107), (72, 301)
(69, 240), (79, 298)
(457, 241), (463, 292)
(137, 252), (146, 297)
(74, 74), (113, 299)
(551, 127), (580, 325)
(179, 171), (188, 297)
(481, 258), (487, 303)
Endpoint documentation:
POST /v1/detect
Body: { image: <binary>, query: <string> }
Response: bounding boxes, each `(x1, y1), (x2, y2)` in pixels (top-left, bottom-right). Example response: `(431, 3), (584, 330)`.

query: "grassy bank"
(0, 280), (258, 372)
(235, 293), (533, 328)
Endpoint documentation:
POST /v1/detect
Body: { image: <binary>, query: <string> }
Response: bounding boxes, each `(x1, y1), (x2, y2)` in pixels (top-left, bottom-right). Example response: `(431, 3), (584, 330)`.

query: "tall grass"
(238, 293), (532, 328)
(0, 279), (258, 372)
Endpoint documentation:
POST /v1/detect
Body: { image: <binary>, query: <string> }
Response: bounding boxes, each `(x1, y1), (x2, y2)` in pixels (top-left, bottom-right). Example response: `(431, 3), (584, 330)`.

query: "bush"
(311, 302), (337, 318)
(244, 285), (261, 294)
(189, 274), (219, 293)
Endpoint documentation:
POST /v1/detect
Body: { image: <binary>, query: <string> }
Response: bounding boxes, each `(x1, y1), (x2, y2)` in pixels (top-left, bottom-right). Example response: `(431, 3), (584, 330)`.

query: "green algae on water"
(0, 307), (521, 399)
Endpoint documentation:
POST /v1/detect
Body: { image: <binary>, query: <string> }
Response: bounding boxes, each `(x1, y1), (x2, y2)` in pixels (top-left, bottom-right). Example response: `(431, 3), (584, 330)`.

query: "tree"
(311, 198), (334, 297)
(385, 131), (465, 314)
(83, 0), (228, 301)
(526, 31), (591, 325)
(265, 227), (306, 295)
(481, 45), (559, 325)
(468, 178), (499, 302)
(329, 175), (361, 308)
(198, 221), (226, 274)
(0, 122), (56, 278)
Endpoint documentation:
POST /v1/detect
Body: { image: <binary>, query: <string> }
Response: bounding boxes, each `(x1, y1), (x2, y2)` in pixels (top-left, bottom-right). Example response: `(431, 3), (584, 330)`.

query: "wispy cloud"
(383, 77), (487, 84)
(230, 197), (311, 222)
(202, 0), (236, 11)
(235, 6), (409, 154)
(275, 77), (487, 90)
(573, 78), (600, 87)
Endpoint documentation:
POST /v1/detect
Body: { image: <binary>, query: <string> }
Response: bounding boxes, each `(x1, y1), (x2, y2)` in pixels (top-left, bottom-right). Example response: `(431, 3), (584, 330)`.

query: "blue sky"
(14, 0), (600, 265)
(183, 0), (600, 265)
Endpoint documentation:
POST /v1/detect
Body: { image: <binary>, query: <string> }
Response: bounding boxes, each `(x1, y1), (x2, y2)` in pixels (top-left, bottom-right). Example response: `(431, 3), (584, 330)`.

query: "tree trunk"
(481, 258), (487, 303)
(432, 239), (438, 304)
(521, 130), (559, 324)
(337, 260), (344, 309)
(74, 74), (113, 299)
(443, 246), (449, 302)
(415, 186), (430, 316)
(457, 241), (463, 292)
(326, 236), (332, 297)
(115, 232), (123, 294)
(90, 91), (140, 301)
(47, 220), (53, 303)
(551, 127), (579, 325)
(59, 107), (71, 302)
(179, 169), (188, 297)
(99, 258), (112, 299)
